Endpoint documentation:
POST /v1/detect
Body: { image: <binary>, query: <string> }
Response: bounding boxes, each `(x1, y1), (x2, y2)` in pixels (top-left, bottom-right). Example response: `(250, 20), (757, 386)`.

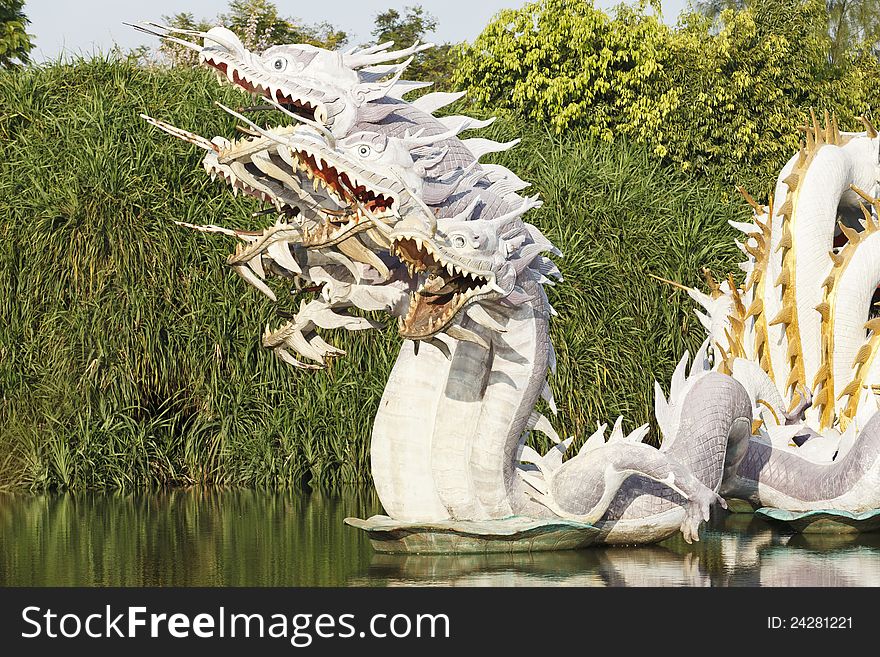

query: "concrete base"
(344, 515), (602, 554)
(755, 507), (880, 534)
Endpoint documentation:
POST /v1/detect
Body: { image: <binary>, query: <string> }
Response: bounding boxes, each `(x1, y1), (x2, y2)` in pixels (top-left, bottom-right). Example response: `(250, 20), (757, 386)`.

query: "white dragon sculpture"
(134, 23), (880, 552)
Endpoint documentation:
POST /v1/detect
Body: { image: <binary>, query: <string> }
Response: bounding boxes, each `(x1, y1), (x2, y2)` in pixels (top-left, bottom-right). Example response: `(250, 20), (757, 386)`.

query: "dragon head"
(132, 22), (431, 136)
(389, 195), (547, 340)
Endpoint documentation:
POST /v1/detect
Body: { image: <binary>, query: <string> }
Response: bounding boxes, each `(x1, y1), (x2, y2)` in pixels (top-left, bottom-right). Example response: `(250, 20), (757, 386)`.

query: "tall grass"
(0, 58), (749, 491)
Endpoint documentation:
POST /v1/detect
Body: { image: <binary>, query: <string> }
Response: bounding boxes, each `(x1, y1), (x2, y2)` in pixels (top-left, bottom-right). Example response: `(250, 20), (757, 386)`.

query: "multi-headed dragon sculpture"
(137, 23), (880, 551)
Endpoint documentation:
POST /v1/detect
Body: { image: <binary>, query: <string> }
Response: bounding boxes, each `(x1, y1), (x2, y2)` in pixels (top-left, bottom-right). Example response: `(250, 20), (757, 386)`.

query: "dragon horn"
(143, 22), (244, 53)
(400, 120), (473, 149)
(125, 23), (202, 52)
(344, 41), (433, 69)
(140, 114), (219, 152)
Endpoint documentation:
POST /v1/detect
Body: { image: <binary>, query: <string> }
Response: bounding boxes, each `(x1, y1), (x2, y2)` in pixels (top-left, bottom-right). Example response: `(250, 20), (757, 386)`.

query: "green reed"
(0, 58), (748, 491)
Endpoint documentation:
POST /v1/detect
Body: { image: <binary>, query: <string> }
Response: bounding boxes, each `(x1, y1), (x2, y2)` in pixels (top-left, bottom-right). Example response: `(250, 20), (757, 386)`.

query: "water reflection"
(1, 490), (879, 586)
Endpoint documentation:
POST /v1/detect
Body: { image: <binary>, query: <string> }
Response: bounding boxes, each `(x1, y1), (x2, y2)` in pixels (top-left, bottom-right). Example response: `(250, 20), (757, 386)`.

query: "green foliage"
(0, 58), (747, 490)
(158, 0), (348, 66)
(454, 0), (880, 194)
(699, 0), (880, 65)
(0, 0), (33, 68)
(826, 0), (880, 63)
(220, 0), (347, 50)
(371, 5), (458, 89)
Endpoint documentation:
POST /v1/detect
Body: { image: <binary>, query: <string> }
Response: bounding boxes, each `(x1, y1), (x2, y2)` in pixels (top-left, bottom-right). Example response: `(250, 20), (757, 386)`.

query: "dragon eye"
(451, 235), (467, 249)
(272, 57), (287, 71)
(357, 145), (371, 157)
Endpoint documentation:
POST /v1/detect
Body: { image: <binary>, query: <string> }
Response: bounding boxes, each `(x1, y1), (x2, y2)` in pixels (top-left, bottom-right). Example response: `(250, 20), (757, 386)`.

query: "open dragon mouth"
(207, 160), (300, 217)
(392, 236), (495, 339)
(285, 148), (397, 246)
(201, 135), (398, 247)
(203, 57), (321, 123)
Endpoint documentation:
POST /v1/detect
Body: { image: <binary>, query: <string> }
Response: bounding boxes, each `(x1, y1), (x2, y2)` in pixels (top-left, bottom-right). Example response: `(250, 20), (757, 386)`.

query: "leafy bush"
(454, 0), (880, 194)
(0, 58), (748, 490)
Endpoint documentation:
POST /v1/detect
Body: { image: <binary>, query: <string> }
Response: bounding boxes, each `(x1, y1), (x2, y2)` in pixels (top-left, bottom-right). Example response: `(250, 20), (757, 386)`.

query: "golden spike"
(770, 306), (793, 326)
(751, 418), (764, 434)
(827, 250), (844, 268)
(775, 267), (790, 287)
(860, 115), (878, 138)
(756, 399), (781, 425)
(714, 341), (732, 375)
(760, 351), (773, 375)
(744, 242), (763, 260)
(850, 183), (876, 204)
(837, 379), (862, 400)
(785, 368), (802, 395)
(746, 297), (764, 319)
(729, 316), (745, 334)
(812, 362), (830, 387)
(831, 112), (841, 144)
(839, 222), (861, 245)
(823, 109), (832, 143)
(737, 185), (764, 215)
(862, 203), (878, 231)
(776, 228), (793, 250)
(813, 387), (829, 407)
(811, 108), (824, 145)
(803, 124), (815, 151)
(754, 215), (771, 236)
(728, 275), (746, 308)
(854, 342), (873, 366)
(782, 172), (799, 190)
(701, 267), (721, 298)
(648, 273), (692, 293)
(777, 198), (794, 219)
(815, 302), (830, 321)
(798, 141), (807, 166)
(865, 317), (880, 333)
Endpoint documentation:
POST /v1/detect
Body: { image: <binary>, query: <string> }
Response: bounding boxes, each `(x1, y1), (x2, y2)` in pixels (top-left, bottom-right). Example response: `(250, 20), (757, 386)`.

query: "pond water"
(1, 490), (879, 586)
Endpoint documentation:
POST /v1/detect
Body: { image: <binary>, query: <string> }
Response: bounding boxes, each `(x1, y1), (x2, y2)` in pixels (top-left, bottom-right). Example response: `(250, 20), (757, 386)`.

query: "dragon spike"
(861, 115), (878, 139)
(465, 304), (507, 333)
(486, 194), (543, 228)
(344, 40), (394, 57)
(232, 264), (276, 301)
(534, 414), (561, 444)
(446, 324), (490, 349)
(849, 183), (876, 205)
(140, 114), (219, 152)
(174, 221), (239, 238)
(401, 121), (475, 149)
(344, 41), (434, 69)
(578, 423), (607, 456)
(357, 56), (417, 103)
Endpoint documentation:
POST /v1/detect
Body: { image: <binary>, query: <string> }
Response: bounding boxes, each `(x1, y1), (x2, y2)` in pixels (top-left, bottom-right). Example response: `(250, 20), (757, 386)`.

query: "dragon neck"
(429, 279), (550, 520)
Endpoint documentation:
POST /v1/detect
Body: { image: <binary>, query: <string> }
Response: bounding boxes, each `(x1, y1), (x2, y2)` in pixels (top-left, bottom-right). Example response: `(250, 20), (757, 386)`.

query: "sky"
(23, 0), (691, 62)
